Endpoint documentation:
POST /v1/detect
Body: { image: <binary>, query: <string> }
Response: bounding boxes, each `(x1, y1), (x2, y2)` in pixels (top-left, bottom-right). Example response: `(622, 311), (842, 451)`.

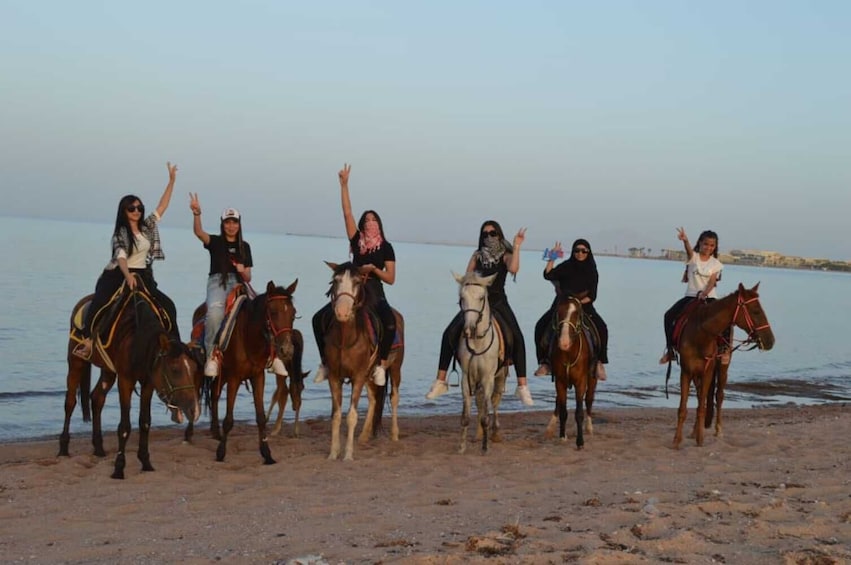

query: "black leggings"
(535, 300), (608, 364)
(312, 299), (396, 364)
(437, 300), (527, 380)
(663, 296), (720, 351)
(82, 267), (179, 341)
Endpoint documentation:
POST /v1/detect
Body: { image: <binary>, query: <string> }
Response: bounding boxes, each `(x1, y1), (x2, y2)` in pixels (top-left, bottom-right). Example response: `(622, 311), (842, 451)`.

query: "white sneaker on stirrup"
(204, 358), (219, 378)
(268, 357), (288, 376)
(514, 384), (534, 406)
(372, 365), (386, 386)
(313, 363), (328, 384)
(425, 379), (449, 400)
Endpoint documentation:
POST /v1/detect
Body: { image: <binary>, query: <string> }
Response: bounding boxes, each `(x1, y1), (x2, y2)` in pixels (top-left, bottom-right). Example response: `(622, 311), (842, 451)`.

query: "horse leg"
(251, 373), (275, 465)
(490, 367), (507, 443)
(694, 366), (713, 447)
(265, 374), (285, 436)
(673, 372), (690, 449)
(574, 377), (586, 450)
(328, 378), (344, 460)
(459, 374), (471, 455)
(59, 357), (87, 456)
(91, 369), (116, 458)
(215, 379), (238, 462)
(558, 380), (569, 441)
(291, 374), (303, 439)
(111, 377), (134, 480)
(715, 362), (729, 437)
(478, 381), (491, 454)
(359, 382), (377, 444)
(344, 381), (365, 461)
(390, 363), (401, 442)
(585, 368), (597, 434)
(209, 377), (223, 440)
(137, 383), (155, 472)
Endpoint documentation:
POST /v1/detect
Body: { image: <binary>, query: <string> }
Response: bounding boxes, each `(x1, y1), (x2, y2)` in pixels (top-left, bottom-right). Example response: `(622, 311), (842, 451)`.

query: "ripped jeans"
(205, 273), (240, 360)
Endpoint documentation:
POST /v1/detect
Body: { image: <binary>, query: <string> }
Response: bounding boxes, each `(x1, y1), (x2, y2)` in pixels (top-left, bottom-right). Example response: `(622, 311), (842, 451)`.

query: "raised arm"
(505, 227), (526, 274)
(677, 227), (694, 261)
(154, 162), (178, 218)
(189, 192), (211, 245)
(339, 163), (358, 239)
(543, 241), (563, 275)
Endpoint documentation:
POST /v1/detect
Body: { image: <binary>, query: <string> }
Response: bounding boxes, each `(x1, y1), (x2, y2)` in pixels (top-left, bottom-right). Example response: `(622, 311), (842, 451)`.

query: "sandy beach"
(1, 403), (849, 564)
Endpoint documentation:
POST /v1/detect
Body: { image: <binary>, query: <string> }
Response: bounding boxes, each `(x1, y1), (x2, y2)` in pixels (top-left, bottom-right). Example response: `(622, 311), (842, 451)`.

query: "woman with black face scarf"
(533, 238), (609, 381)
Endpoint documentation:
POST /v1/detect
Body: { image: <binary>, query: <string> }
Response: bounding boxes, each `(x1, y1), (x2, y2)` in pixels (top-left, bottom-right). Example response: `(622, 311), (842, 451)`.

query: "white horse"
(454, 271), (508, 454)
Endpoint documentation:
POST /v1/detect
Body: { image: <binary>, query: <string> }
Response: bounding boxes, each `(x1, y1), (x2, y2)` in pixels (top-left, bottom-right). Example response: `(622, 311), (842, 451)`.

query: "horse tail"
(200, 376), (213, 415)
(705, 362), (719, 429)
(80, 362), (92, 423)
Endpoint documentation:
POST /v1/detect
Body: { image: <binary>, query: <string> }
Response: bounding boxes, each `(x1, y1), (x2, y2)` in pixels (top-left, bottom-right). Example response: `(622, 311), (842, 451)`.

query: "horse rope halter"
(556, 296), (585, 369)
(726, 288), (772, 353)
(265, 293), (295, 360)
(460, 282), (496, 356)
(155, 344), (195, 411)
(330, 271), (376, 370)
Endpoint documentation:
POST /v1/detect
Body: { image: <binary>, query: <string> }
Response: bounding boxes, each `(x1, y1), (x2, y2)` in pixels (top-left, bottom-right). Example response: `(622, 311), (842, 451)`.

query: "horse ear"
(325, 261), (338, 271)
(752, 281), (760, 292)
(267, 281), (275, 293)
(483, 273), (498, 286)
(738, 282), (746, 293)
(286, 279), (298, 294)
(452, 271), (465, 284)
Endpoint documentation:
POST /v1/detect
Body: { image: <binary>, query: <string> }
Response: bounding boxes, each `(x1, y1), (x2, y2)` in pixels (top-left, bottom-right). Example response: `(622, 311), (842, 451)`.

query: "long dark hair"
(113, 194), (144, 257)
(218, 217), (247, 288)
(694, 230), (720, 258)
(477, 220), (514, 253)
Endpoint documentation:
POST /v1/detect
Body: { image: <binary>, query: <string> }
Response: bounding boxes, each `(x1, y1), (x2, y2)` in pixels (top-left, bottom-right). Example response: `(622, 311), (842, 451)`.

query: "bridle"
(155, 344), (195, 410)
(555, 296), (584, 368)
(460, 282), (495, 355)
(727, 288), (771, 352)
(266, 294), (295, 339)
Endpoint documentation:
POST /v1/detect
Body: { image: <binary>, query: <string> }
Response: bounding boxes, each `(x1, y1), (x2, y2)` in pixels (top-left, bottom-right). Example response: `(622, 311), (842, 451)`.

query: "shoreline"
(2, 404), (849, 563)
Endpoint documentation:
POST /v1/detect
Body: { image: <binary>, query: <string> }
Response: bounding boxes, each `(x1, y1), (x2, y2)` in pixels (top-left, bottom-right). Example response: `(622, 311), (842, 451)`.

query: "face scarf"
(478, 235), (505, 268)
(358, 220), (383, 255)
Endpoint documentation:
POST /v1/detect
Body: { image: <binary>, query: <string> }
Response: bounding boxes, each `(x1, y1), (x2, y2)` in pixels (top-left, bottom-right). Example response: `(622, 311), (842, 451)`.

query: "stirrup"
(72, 338), (93, 360)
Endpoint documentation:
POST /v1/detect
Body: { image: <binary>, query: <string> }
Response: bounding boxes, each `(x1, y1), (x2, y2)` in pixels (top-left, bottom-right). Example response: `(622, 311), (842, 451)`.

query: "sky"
(2, 1), (849, 260)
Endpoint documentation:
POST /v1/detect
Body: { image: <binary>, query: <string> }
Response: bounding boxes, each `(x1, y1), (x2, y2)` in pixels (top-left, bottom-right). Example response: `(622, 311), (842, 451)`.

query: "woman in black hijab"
(533, 238), (609, 380)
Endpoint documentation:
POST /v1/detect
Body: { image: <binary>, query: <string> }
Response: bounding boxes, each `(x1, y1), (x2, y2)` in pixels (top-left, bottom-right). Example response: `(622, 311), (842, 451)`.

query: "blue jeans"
(205, 273), (240, 360)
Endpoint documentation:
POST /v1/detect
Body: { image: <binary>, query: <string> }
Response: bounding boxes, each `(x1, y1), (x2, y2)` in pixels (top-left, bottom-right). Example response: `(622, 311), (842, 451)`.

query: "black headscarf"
(543, 238), (599, 302)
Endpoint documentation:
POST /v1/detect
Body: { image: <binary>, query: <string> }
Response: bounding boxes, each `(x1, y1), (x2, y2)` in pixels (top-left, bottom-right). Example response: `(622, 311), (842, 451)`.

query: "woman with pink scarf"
(312, 163), (397, 386)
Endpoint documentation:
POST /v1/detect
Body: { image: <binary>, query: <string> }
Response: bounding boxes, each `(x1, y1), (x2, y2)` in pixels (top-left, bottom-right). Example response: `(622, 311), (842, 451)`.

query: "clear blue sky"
(2, 1), (849, 259)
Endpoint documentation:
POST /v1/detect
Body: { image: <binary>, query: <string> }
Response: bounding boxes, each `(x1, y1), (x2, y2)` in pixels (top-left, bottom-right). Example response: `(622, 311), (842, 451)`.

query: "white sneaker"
(204, 358), (219, 378)
(596, 362), (607, 381)
(313, 364), (328, 384)
(425, 379), (449, 400)
(268, 357), (288, 376)
(514, 384), (534, 406)
(372, 365), (386, 386)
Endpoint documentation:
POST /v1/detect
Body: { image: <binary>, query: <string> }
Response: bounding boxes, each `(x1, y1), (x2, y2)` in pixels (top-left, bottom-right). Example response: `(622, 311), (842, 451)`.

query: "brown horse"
(192, 280), (301, 464)
(60, 287), (200, 479)
(320, 262), (404, 461)
(672, 283), (775, 449)
(544, 295), (598, 449)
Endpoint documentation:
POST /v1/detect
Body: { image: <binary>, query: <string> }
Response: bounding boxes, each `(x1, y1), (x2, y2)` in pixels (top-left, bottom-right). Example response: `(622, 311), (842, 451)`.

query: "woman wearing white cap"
(190, 194), (266, 377)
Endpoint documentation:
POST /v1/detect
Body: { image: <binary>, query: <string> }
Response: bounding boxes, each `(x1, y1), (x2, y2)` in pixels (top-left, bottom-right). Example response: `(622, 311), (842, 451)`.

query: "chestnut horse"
(672, 283), (775, 449)
(192, 280), (301, 464)
(544, 295), (597, 449)
(60, 286), (200, 479)
(454, 271), (507, 455)
(320, 262), (404, 461)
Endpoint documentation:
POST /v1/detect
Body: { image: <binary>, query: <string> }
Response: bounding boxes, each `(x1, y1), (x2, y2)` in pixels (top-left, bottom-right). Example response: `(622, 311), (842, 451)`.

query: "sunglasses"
(482, 230), (499, 238)
(573, 248), (590, 254)
(126, 205), (144, 213)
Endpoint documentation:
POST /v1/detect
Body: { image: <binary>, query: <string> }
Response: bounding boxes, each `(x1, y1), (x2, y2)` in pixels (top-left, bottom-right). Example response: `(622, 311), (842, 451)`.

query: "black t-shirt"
(350, 232), (395, 300)
(475, 254), (509, 306)
(205, 234), (253, 276)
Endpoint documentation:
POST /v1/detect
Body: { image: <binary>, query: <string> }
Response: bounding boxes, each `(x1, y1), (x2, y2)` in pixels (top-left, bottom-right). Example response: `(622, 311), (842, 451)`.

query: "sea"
(1, 216), (849, 443)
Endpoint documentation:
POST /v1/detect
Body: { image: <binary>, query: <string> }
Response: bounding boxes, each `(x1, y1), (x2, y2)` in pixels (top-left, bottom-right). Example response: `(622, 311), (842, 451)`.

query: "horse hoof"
(111, 471), (125, 480)
(263, 458), (276, 465)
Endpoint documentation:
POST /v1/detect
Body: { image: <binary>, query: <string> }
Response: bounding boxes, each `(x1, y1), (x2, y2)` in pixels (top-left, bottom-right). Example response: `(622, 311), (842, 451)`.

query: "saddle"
(671, 299), (705, 352)
(191, 284), (249, 355)
(362, 308), (404, 350)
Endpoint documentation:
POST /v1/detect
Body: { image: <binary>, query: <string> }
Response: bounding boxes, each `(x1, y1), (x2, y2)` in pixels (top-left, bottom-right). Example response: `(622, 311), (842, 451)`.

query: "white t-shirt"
(119, 233), (151, 269)
(685, 254), (723, 298)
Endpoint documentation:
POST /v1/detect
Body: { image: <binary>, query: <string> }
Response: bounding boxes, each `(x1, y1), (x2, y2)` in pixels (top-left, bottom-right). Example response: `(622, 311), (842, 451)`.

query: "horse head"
(265, 279), (298, 361)
(454, 271), (497, 338)
(151, 334), (201, 425)
(326, 261), (364, 323)
(555, 294), (584, 352)
(734, 282), (775, 351)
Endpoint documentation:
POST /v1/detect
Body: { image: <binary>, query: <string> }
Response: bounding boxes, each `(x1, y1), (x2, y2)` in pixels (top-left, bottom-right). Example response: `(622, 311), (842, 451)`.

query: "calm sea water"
(1, 216), (849, 443)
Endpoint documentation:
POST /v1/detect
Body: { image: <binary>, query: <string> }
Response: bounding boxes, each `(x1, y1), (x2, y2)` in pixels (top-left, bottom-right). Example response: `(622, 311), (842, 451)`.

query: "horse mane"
(686, 288), (741, 324)
(129, 297), (174, 377)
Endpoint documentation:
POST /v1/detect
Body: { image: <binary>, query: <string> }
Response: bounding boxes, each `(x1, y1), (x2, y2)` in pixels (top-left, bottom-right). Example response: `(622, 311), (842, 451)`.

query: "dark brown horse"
(192, 280), (301, 464)
(321, 262), (404, 460)
(544, 295), (597, 449)
(60, 287), (200, 479)
(672, 283), (775, 449)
